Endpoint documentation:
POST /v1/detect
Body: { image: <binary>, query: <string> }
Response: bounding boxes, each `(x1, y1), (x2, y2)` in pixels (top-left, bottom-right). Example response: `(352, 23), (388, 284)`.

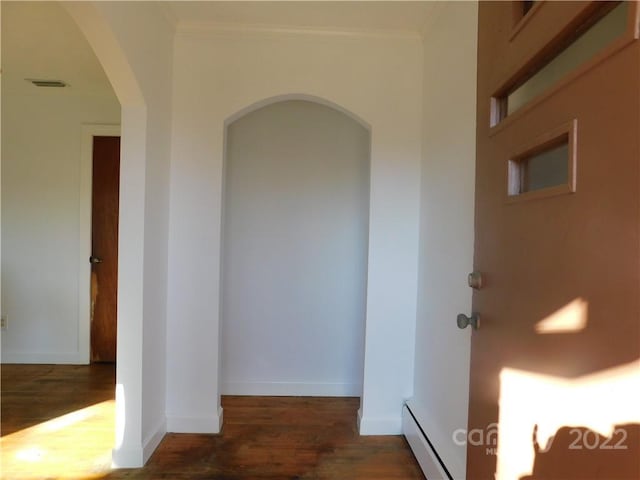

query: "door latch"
(468, 271), (483, 289)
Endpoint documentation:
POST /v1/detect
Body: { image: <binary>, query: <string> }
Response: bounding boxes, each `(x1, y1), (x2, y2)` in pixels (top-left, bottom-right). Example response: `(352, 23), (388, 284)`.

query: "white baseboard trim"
(221, 381), (360, 397)
(166, 407), (223, 433)
(1, 351), (89, 364)
(112, 417), (166, 468)
(402, 404), (452, 480)
(112, 446), (144, 468)
(357, 409), (403, 435)
(142, 417), (166, 464)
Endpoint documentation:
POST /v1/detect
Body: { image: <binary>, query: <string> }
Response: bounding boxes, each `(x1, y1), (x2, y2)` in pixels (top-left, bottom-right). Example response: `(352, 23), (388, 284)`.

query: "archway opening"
(221, 99), (370, 414)
(0, 1), (126, 476)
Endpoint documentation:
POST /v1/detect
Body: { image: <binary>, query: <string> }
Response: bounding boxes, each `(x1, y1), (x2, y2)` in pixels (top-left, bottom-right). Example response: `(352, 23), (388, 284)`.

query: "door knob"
(89, 256), (103, 264)
(457, 313), (480, 330)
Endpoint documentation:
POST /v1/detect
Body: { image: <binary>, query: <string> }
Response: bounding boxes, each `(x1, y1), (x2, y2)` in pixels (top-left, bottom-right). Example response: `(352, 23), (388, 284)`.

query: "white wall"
(409, 2), (478, 478)
(167, 27), (423, 435)
(65, 1), (174, 467)
(222, 100), (369, 397)
(94, 1), (174, 466)
(1, 9), (120, 364)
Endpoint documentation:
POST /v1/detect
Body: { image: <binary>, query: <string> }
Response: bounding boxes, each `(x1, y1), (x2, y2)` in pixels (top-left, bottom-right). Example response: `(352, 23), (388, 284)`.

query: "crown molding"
(418, 1), (446, 39)
(175, 21), (422, 41)
(159, 3), (179, 33)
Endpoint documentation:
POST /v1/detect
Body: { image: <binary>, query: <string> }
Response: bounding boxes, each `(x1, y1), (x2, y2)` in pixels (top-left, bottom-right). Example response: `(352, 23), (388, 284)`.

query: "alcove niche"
(221, 99), (371, 399)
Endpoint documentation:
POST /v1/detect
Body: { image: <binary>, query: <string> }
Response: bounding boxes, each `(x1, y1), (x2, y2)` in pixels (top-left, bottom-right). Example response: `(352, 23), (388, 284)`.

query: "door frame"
(79, 124), (121, 363)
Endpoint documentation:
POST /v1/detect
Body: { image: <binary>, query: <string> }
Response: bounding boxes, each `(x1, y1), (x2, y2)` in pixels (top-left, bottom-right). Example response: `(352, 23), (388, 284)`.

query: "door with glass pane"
(469, 2), (640, 478)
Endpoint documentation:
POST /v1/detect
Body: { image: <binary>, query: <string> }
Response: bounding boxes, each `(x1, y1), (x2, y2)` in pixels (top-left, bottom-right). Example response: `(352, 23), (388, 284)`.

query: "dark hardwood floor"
(1, 364), (425, 479)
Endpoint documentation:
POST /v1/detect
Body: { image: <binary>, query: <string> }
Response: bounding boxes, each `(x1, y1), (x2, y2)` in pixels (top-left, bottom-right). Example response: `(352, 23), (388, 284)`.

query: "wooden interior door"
(90, 136), (120, 363)
(469, 2), (640, 479)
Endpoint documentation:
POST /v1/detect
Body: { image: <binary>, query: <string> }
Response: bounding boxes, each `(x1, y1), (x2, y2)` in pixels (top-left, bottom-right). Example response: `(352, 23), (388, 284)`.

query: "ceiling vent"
(28, 79), (68, 88)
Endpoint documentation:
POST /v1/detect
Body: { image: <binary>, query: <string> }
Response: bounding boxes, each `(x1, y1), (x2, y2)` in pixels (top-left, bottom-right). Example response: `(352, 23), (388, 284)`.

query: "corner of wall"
(142, 416), (167, 464)
(357, 408), (403, 435)
(111, 446), (144, 469)
(166, 406), (223, 434)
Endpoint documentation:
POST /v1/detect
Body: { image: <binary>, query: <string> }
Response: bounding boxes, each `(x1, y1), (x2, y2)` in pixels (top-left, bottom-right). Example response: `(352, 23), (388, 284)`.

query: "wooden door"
(91, 136), (120, 363)
(469, 2), (640, 479)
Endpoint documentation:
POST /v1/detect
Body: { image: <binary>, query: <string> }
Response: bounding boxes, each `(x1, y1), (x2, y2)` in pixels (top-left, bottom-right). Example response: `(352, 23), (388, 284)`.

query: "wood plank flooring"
(1, 365), (425, 480)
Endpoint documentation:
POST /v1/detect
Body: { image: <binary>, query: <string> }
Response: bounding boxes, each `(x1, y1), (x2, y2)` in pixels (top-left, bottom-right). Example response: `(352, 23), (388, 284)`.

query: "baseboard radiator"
(402, 404), (454, 480)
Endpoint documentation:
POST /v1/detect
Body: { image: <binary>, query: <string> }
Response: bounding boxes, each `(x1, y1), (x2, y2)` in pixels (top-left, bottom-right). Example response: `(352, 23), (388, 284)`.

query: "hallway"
(1, 365), (424, 479)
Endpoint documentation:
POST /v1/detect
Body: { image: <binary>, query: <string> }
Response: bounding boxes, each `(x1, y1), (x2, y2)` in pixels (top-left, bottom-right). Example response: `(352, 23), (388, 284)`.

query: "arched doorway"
(221, 99), (370, 404)
(64, 2), (148, 468)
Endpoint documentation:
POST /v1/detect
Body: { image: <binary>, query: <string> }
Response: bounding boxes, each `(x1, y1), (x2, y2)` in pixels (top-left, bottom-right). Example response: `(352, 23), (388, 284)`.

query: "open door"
(469, 2), (640, 478)
(90, 135), (120, 363)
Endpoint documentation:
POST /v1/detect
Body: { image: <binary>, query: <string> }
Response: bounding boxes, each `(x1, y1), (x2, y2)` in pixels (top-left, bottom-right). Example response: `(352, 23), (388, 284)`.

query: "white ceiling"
(1, 1), (115, 96)
(165, 1), (437, 34)
(2, 1), (436, 97)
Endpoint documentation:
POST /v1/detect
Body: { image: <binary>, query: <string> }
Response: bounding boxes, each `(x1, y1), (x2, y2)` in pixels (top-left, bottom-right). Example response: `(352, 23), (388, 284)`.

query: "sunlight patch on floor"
(0, 400), (115, 480)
